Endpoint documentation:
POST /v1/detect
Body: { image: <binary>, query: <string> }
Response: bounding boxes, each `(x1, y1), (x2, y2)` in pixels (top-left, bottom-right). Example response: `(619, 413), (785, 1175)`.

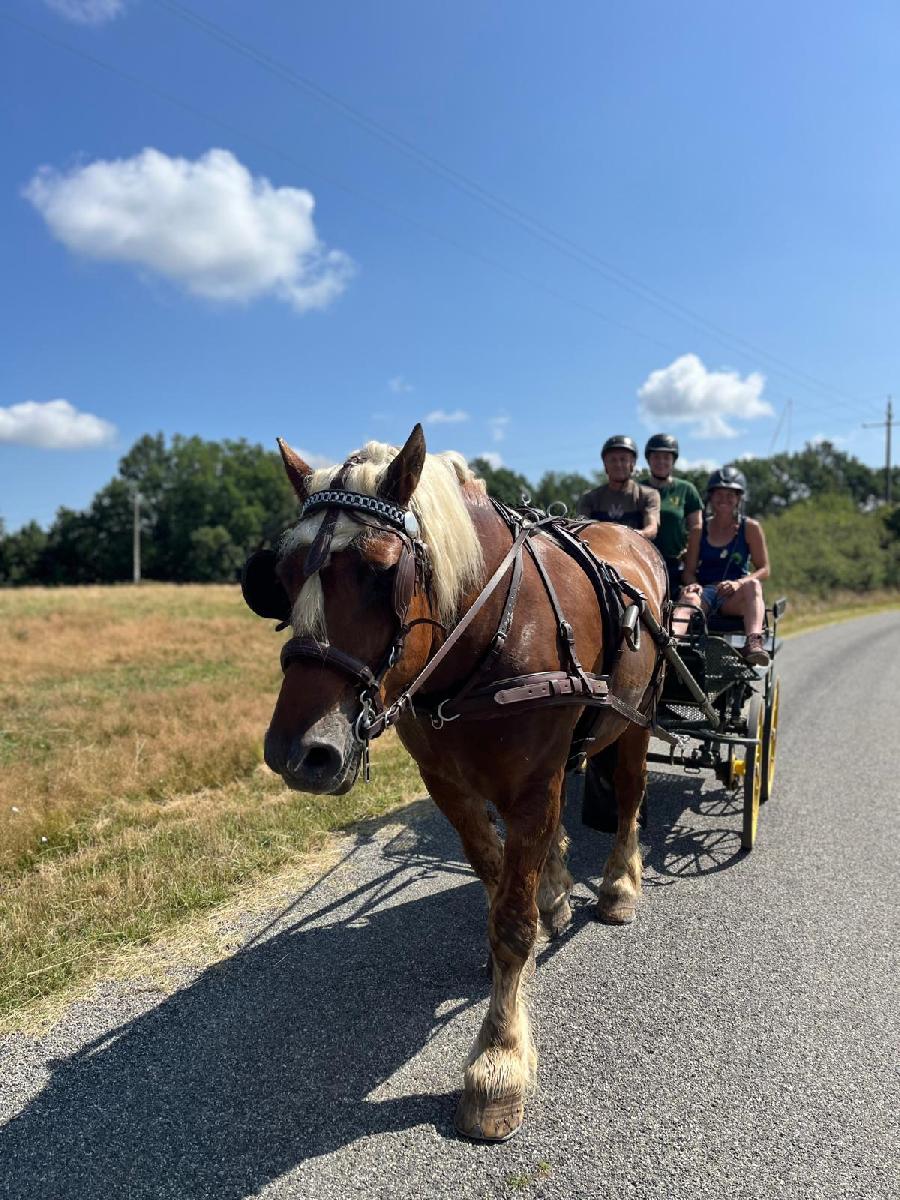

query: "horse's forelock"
(280, 440), (484, 628)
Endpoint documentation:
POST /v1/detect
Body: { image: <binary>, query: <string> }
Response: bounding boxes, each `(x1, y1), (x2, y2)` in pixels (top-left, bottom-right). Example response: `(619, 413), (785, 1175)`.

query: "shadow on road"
(564, 766), (747, 890)
(1, 810), (482, 1198)
(0, 801), (581, 1199)
(1, 771), (744, 1199)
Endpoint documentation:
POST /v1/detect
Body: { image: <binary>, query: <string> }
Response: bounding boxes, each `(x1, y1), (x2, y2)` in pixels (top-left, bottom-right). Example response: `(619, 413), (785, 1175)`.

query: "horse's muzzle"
(264, 720), (362, 795)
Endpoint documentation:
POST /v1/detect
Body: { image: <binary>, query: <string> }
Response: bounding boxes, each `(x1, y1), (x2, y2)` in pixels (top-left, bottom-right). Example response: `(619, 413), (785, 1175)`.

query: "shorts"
(700, 584), (725, 614)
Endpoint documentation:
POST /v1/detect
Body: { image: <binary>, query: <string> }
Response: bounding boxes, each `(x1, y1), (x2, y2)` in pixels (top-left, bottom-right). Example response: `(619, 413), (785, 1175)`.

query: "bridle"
(272, 485), (435, 766)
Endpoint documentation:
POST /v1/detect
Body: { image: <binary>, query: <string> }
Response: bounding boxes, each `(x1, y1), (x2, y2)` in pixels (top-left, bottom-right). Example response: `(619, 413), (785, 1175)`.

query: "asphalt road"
(1, 612), (898, 1200)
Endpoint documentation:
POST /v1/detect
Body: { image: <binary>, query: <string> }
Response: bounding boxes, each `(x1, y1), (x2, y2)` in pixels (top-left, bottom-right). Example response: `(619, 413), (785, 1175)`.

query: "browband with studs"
(301, 490), (420, 538)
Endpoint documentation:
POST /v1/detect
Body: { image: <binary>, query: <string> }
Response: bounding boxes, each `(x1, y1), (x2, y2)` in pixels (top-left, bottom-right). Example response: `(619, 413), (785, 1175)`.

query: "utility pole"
(132, 490), (141, 584)
(863, 397), (897, 504)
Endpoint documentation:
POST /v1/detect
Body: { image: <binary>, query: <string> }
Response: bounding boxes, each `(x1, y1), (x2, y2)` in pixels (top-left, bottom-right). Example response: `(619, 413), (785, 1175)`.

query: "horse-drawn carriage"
(242, 425), (789, 1142)
(647, 597), (786, 850)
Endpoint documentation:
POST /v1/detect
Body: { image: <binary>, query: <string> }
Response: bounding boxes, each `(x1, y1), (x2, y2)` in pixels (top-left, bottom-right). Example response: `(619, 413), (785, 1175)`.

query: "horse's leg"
(596, 722), (649, 924)
(536, 778), (573, 937)
(455, 775), (560, 1142)
(421, 772), (503, 899)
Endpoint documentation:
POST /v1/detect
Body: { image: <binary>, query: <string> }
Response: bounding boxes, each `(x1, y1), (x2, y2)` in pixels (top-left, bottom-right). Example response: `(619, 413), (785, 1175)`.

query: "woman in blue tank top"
(674, 466), (771, 665)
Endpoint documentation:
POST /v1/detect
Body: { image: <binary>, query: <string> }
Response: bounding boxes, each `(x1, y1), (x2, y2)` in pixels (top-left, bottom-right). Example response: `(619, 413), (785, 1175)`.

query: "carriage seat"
(705, 613), (745, 634)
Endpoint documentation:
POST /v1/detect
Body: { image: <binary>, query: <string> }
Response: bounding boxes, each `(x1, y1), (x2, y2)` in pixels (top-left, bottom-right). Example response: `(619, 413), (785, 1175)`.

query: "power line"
(154, 0), (879, 417)
(4, 8), (876, 434)
(0, 10), (702, 360)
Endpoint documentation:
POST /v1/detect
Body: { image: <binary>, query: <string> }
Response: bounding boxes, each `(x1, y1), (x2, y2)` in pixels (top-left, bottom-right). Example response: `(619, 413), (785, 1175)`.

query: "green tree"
(468, 457), (534, 507)
(532, 470), (594, 515)
(765, 494), (894, 596)
(0, 521), (48, 584)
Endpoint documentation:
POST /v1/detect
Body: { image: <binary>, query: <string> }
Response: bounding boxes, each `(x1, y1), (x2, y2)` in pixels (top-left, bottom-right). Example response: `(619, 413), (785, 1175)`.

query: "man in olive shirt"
(577, 435), (660, 538)
(642, 432), (702, 596)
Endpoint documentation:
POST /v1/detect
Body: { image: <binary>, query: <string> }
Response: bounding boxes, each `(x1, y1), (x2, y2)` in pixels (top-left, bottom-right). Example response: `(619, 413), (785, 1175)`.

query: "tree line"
(1, 433), (898, 596)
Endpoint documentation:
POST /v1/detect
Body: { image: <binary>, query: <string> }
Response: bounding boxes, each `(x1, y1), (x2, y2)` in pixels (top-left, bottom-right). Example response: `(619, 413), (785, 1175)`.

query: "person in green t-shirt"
(643, 433), (703, 597)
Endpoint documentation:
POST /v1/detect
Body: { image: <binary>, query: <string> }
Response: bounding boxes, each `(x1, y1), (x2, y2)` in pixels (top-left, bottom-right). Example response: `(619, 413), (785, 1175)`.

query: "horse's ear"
(241, 549), (292, 623)
(277, 438), (311, 503)
(380, 424), (426, 507)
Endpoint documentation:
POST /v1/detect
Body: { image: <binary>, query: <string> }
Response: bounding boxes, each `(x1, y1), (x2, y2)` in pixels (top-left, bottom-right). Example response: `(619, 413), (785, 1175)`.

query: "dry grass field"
(0, 584), (422, 1024)
(1, 583), (897, 1026)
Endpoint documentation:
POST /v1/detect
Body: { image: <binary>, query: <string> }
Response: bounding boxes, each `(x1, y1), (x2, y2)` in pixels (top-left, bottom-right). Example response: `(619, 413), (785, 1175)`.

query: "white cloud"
(44, 0), (125, 23)
(489, 415), (510, 443)
(388, 375), (414, 394)
(637, 353), (773, 438)
(24, 148), (353, 313)
(475, 451), (503, 469)
(0, 399), (117, 449)
(424, 409), (469, 424)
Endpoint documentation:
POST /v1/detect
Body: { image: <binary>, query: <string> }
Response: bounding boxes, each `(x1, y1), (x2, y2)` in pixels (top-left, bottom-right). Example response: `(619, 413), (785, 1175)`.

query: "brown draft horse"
(245, 425), (667, 1142)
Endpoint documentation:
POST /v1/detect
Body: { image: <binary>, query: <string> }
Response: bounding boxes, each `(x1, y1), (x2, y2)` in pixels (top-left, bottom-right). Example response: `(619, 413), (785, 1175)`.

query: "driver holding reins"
(676, 465), (771, 666)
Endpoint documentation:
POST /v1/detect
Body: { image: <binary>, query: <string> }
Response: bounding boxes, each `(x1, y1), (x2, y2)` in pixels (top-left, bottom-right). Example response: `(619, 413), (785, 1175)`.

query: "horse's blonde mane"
(281, 440), (486, 638)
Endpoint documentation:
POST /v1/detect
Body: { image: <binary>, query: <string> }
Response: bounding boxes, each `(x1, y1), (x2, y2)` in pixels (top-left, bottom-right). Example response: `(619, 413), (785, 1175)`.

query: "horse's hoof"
(595, 898), (636, 924)
(540, 897), (572, 939)
(454, 1091), (525, 1142)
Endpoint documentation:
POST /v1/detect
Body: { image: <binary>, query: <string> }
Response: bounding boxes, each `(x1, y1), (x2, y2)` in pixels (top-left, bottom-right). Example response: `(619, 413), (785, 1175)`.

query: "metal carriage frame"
(648, 597), (787, 850)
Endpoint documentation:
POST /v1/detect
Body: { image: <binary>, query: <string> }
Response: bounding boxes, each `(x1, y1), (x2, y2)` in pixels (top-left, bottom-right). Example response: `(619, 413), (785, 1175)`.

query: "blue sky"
(2, 0), (898, 530)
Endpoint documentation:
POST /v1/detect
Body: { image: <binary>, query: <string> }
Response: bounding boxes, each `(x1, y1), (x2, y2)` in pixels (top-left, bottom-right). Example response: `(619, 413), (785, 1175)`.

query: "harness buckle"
(431, 699), (461, 730)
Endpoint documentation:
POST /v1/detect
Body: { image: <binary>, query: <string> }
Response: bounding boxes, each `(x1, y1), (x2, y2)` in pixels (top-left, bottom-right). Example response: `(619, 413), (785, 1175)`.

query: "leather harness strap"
(274, 487), (671, 745)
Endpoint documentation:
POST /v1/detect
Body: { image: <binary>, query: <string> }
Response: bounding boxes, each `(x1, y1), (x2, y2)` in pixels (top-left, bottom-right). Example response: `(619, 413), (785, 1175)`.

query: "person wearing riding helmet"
(642, 433), (703, 596)
(577, 435), (659, 539)
(676, 465), (771, 666)
(577, 436), (658, 834)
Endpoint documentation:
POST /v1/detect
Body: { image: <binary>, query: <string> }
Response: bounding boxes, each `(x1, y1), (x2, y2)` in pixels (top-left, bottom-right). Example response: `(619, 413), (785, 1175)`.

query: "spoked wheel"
(760, 676), (780, 803)
(740, 694), (765, 851)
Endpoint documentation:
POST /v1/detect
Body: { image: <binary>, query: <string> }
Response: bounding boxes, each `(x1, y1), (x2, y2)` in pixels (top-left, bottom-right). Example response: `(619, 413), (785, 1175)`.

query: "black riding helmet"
(601, 435), (638, 458)
(706, 465), (748, 498)
(644, 432), (679, 461)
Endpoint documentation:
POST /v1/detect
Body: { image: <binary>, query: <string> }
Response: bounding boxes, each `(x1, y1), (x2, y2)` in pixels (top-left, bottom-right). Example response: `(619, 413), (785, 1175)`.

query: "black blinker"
(241, 549), (292, 623)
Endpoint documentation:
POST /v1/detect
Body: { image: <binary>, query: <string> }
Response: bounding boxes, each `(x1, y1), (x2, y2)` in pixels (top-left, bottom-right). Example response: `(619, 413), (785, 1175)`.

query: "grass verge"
(0, 584), (422, 1027)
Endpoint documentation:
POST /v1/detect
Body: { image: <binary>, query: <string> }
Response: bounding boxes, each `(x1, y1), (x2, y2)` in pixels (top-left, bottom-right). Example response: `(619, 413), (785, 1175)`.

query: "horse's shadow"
(1, 815), (487, 1198)
(1, 774), (743, 1199)
(564, 765), (747, 889)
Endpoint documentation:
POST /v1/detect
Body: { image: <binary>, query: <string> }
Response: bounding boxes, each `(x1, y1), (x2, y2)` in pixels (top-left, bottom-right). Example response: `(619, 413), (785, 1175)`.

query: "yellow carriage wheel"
(741, 694), (765, 851)
(760, 676), (780, 803)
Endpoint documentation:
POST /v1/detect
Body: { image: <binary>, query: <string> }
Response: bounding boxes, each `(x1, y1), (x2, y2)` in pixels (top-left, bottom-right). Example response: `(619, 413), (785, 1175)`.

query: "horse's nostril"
(303, 745), (335, 772)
